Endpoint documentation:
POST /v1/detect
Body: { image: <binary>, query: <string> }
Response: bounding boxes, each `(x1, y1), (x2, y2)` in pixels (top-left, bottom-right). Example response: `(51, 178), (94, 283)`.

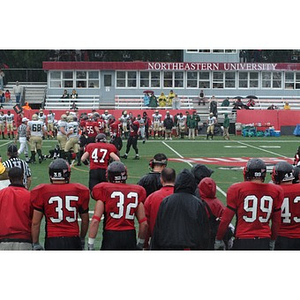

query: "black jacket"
(150, 169), (209, 250)
(137, 172), (162, 197)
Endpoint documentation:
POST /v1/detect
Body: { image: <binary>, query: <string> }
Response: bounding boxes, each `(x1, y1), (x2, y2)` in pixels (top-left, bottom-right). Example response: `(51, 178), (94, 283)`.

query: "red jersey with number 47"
(277, 184), (300, 238)
(92, 182), (146, 231)
(226, 181), (283, 239)
(31, 183), (90, 238)
(85, 142), (118, 170)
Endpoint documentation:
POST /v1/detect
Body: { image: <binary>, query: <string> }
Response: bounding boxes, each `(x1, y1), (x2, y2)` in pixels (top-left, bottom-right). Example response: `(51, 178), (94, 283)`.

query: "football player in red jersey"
(109, 116), (122, 152)
(215, 158), (284, 250)
(144, 167), (175, 248)
(271, 161), (300, 250)
(121, 120), (140, 160)
(88, 161), (148, 250)
(30, 158), (90, 250)
(81, 133), (120, 192)
(0, 167), (33, 250)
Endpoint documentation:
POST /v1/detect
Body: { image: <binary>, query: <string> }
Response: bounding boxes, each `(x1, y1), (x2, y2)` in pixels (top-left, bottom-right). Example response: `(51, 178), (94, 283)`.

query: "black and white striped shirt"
(3, 158), (31, 188)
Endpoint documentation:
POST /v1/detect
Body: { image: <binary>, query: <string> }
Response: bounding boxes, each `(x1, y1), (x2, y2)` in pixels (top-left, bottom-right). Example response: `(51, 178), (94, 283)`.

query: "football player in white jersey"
(64, 115), (80, 166)
(4, 111), (14, 139)
(57, 114), (68, 159)
(47, 110), (56, 138)
(27, 113), (46, 163)
(152, 110), (162, 138)
(177, 112), (186, 139)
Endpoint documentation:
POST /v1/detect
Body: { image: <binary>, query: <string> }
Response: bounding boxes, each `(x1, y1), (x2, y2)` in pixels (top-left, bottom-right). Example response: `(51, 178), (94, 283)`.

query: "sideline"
(162, 141), (227, 197)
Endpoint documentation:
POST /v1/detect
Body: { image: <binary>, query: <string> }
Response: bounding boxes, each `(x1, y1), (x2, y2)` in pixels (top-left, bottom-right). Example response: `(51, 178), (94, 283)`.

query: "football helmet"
(243, 158), (266, 182)
(272, 161), (294, 184)
(67, 115), (74, 122)
(49, 158), (71, 183)
(32, 114), (38, 121)
(95, 133), (107, 143)
(293, 166), (300, 183)
(106, 161), (127, 183)
(61, 114), (67, 121)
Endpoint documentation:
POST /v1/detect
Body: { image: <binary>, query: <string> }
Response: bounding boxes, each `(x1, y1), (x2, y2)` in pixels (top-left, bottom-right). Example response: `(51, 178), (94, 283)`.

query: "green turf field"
(2, 134), (299, 249)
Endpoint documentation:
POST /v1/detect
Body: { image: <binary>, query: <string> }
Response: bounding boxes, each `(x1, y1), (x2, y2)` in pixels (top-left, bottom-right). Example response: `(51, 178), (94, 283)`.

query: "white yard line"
(162, 141), (227, 197)
(237, 140), (290, 158)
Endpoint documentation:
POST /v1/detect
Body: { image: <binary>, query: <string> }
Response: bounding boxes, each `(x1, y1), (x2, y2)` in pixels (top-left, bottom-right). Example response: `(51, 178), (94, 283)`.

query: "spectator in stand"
(221, 97), (230, 107)
(284, 102), (291, 110)
(143, 93), (150, 107)
(167, 90), (175, 106)
(13, 81), (23, 105)
(0, 167), (33, 250)
(267, 104), (278, 110)
(172, 94), (181, 110)
(209, 96), (218, 117)
(148, 92), (157, 108)
(4, 89), (11, 104)
(22, 102), (31, 110)
(246, 98), (256, 109)
(70, 89), (78, 99)
(60, 89), (69, 102)
(198, 89), (205, 105)
(158, 92), (167, 107)
(0, 69), (5, 90)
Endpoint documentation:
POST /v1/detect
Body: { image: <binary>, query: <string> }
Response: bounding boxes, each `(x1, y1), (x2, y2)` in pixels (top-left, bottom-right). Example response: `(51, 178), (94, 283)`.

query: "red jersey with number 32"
(31, 183), (90, 238)
(92, 182), (146, 231)
(85, 142), (118, 170)
(226, 181), (283, 239)
(277, 184), (300, 238)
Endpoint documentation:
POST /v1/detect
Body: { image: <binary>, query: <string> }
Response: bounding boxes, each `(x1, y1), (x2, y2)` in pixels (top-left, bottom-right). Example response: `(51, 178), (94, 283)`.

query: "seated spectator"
(70, 89), (78, 99)
(267, 104), (278, 110)
(4, 89), (11, 104)
(22, 102), (32, 110)
(60, 89), (69, 102)
(284, 102), (291, 110)
(158, 92), (167, 107)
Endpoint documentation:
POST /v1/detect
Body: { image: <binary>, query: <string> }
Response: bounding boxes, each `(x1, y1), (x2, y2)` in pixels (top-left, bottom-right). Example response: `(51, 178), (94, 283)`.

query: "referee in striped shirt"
(3, 144), (32, 189)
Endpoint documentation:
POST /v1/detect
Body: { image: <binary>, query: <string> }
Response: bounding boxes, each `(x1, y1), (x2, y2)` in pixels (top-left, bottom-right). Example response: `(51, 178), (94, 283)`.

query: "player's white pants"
(18, 137), (29, 156)
(140, 127), (145, 139)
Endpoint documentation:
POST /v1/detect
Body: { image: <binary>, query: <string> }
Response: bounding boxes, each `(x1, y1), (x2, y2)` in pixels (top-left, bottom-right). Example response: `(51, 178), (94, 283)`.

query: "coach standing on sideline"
(3, 144), (32, 189)
(0, 167), (33, 250)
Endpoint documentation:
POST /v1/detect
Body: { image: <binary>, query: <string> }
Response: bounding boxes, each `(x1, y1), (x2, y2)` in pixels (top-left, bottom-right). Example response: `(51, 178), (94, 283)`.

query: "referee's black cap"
(7, 144), (18, 156)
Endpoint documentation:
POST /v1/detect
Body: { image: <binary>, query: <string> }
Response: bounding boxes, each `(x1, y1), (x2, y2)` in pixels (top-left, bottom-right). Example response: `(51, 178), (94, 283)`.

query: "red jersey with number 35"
(31, 183), (90, 238)
(226, 181), (283, 239)
(277, 184), (300, 238)
(85, 142), (118, 170)
(92, 182), (146, 231)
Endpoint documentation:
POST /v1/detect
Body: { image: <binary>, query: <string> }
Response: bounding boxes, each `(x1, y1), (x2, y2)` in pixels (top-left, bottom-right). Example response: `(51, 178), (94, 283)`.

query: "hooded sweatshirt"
(198, 177), (226, 219)
(150, 169), (209, 250)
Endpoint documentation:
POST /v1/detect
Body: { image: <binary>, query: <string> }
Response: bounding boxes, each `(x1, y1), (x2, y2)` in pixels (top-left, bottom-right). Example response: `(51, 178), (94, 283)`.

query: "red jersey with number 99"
(226, 181), (283, 239)
(31, 183), (90, 238)
(92, 182), (146, 231)
(85, 142), (118, 170)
